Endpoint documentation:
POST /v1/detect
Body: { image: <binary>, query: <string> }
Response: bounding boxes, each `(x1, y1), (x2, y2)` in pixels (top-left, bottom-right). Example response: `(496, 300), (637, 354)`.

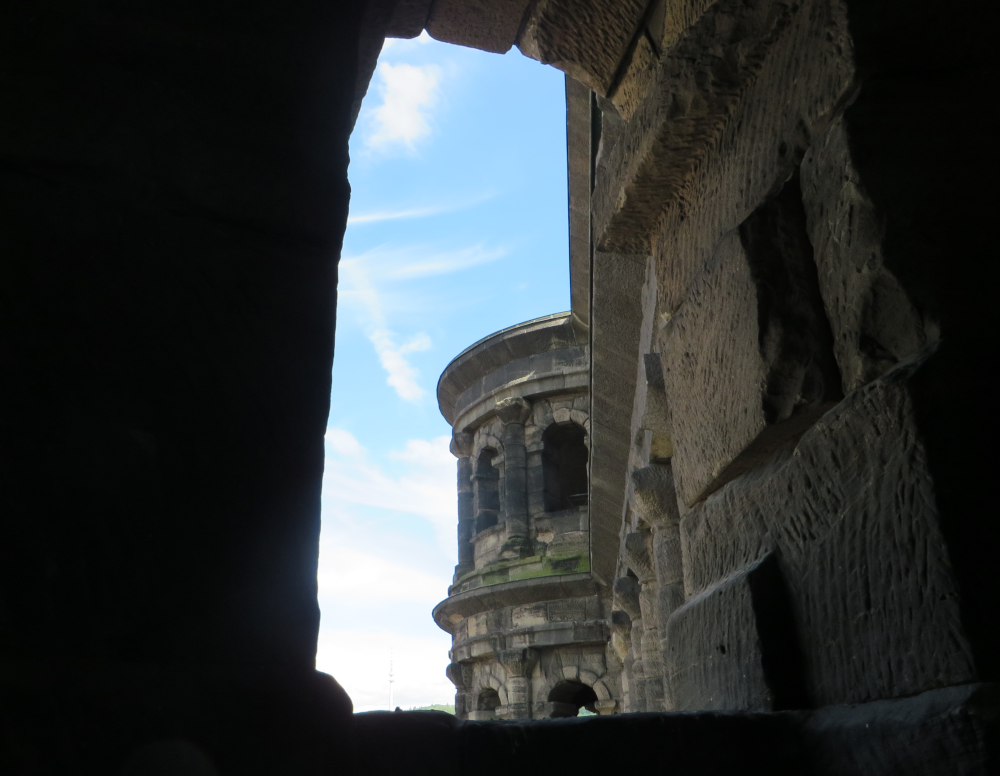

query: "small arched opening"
(478, 687), (501, 712)
(473, 448), (500, 533)
(547, 679), (598, 718)
(542, 422), (588, 511)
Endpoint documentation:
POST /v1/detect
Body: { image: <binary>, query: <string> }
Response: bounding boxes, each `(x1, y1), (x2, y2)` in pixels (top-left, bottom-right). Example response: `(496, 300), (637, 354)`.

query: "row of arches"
(472, 421), (589, 536)
(477, 679), (598, 718)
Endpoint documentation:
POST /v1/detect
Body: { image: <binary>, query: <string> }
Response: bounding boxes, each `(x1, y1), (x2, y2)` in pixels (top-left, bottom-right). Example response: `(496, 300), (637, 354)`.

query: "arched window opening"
(547, 680), (598, 718)
(478, 688), (501, 712)
(542, 422), (588, 511)
(473, 448), (500, 533)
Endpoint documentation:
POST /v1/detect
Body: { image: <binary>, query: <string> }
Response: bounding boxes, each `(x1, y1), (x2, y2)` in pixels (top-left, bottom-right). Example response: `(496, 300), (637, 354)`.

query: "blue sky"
(316, 34), (569, 711)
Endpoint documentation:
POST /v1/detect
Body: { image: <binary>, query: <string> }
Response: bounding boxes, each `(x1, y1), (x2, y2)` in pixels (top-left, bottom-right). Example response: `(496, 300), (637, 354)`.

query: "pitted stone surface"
(679, 358), (977, 707)
(385, 0), (432, 38)
(801, 115), (933, 394)
(592, 0), (801, 253)
(663, 171), (842, 507)
(427, 0), (533, 53)
(519, 0), (649, 95)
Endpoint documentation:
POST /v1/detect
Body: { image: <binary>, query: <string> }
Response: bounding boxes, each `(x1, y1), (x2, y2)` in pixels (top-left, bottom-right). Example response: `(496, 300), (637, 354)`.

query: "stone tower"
(434, 313), (621, 720)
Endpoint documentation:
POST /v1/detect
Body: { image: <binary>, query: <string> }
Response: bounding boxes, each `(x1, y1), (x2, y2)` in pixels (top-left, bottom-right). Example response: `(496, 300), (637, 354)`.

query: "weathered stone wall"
(595, 0), (1000, 730)
(4, 0), (997, 772)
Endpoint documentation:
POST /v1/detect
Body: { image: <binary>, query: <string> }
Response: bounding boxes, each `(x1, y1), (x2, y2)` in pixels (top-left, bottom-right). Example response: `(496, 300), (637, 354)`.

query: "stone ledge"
(351, 683), (999, 776)
(438, 312), (587, 425)
(451, 553), (591, 596)
(433, 573), (602, 633)
(451, 620), (611, 662)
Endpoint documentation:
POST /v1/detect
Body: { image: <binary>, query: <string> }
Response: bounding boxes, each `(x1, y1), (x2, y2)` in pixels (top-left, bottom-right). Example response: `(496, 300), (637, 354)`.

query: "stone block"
(524, 424), (543, 451)
(613, 576), (641, 621)
(385, 0), (432, 39)
(653, 527), (683, 586)
(801, 114), (932, 394)
(512, 604), (547, 629)
(467, 613), (489, 639)
(639, 583), (659, 628)
(547, 599), (587, 623)
(656, 582), (685, 625)
(518, 0), (649, 94)
(431, 0), (525, 51)
(664, 553), (789, 712)
(585, 596), (604, 620)
(610, 33), (659, 122)
(678, 358), (978, 707)
(663, 172), (842, 506)
(547, 531), (588, 557)
(592, 0), (802, 253)
(630, 464), (680, 525)
(624, 530), (655, 581)
(508, 562), (546, 581)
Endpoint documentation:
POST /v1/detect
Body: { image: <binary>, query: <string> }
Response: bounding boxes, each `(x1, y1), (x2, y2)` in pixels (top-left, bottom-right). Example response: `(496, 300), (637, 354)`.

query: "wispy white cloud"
(370, 329), (431, 401)
(347, 205), (451, 226)
(384, 244), (506, 280)
(317, 427), (456, 708)
(346, 192), (495, 226)
(322, 429), (456, 552)
(337, 243), (505, 401)
(366, 61), (442, 151)
(318, 545), (445, 604)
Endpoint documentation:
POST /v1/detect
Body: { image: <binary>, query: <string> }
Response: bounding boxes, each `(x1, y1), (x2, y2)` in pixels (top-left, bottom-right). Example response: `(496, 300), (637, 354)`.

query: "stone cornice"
(432, 572), (602, 633)
(437, 312), (588, 427)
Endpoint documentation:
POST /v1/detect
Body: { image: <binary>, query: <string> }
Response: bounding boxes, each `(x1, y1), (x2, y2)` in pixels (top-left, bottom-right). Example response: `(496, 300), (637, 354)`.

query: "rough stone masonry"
(1, 0), (997, 774)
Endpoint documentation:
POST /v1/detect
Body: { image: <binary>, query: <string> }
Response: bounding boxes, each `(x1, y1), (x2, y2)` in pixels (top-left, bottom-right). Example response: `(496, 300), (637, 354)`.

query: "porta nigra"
(2, 0), (997, 773)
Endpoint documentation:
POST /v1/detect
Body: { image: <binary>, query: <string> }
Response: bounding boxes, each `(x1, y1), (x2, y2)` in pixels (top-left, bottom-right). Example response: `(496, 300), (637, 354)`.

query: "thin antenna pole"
(388, 646), (395, 710)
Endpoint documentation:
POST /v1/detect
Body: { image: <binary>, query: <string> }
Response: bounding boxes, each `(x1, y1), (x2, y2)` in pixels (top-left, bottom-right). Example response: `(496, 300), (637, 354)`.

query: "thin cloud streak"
(318, 545), (445, 604)
(348, 205), (450, 225)
(370, 329), (431, 401)
(322, 429), (456, 552)
(346, 192), (495, 226)
(337, 243), (506, 400)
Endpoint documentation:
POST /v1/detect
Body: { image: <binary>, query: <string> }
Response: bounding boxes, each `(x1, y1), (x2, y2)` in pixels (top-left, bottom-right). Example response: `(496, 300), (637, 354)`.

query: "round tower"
(433, 312), (621, 720)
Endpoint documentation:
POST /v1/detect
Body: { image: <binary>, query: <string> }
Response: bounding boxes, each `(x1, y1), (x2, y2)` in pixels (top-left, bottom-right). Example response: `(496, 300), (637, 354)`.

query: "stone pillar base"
(594, 699), (618, 715)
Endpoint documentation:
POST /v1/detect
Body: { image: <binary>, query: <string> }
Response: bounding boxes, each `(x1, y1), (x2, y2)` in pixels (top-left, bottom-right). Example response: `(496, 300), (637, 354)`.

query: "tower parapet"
(433, 312), (621, 720)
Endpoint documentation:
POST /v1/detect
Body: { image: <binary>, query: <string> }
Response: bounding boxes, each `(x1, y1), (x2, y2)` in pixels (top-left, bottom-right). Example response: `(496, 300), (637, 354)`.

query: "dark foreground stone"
(352, 683), (998, 776)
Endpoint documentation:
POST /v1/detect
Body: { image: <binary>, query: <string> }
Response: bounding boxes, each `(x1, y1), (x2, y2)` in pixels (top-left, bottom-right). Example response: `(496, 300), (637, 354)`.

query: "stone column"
(624, 528), (663, 709)
(446, 661), (473, 720)
(613, 575), (643, 712)
(630, 463), (684, 710)
(450, 432), (475, 581)
(594, 699), (618, 715)
(495, 397), (532, 559)
(496, 648), (538, 719)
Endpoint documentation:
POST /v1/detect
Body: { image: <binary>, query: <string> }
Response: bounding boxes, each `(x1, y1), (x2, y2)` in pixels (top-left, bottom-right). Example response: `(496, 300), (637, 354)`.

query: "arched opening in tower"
(547, 680), (598, 718)
(542, 422), (589, 511)
(473, 448), (500, 533)
(478, 688), (501, 712)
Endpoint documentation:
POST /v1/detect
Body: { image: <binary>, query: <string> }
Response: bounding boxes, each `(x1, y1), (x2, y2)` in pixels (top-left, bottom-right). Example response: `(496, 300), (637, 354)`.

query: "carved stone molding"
(496, 648), (539, 678)
(450, 431), (474, 458)
(495, 396), (532, 425)
(624, 530), (655, 582)
(613, 576), (641, 621)
(630, 464), (681, 526)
